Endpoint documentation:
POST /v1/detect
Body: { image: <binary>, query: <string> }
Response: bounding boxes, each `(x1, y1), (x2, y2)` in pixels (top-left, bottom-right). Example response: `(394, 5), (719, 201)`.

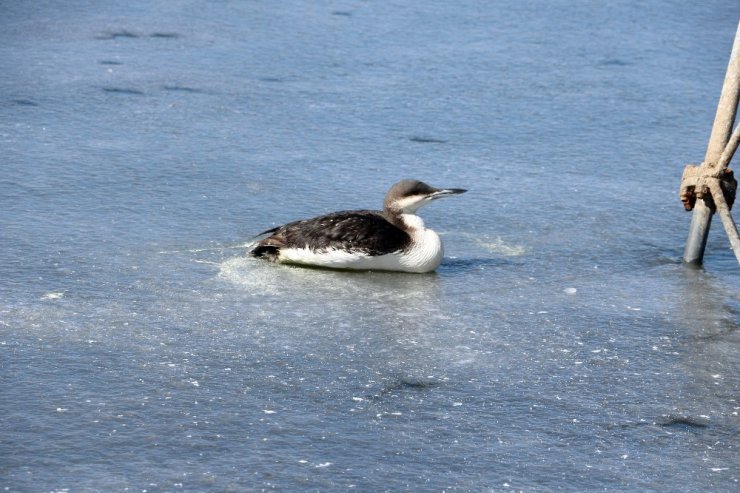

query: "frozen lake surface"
(1, 1), (739, 491)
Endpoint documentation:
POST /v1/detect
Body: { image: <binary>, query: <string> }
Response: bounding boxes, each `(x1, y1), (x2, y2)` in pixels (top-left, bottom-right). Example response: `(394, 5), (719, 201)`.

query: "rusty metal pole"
(683, 21), (740, 265)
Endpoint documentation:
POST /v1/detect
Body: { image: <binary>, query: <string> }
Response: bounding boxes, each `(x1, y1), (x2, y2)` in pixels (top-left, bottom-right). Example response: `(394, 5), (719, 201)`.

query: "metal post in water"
(682, 21), (740, 266)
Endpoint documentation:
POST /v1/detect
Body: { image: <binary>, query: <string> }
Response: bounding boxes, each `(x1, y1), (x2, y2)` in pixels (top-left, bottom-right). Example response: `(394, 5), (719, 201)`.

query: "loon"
(250, 179), (466, 273)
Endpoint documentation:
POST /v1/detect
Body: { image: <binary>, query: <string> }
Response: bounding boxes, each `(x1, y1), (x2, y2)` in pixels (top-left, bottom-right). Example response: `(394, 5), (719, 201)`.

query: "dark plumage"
(251, 210), (411, 261)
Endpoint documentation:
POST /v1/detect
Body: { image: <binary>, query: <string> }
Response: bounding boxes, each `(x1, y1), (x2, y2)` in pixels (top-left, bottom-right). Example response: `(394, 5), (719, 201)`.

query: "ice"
(473, 236), (527, 257)
(1, 1), (738, 492)
(41, 292), (65, 300)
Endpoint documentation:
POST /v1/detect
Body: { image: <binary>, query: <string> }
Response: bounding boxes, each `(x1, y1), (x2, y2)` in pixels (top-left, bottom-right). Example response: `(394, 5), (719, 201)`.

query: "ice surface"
(1, 0), (738, 491)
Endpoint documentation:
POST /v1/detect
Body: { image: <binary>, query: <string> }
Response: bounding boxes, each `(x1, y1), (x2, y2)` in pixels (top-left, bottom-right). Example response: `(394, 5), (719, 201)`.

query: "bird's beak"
(430, 188), (467, 199)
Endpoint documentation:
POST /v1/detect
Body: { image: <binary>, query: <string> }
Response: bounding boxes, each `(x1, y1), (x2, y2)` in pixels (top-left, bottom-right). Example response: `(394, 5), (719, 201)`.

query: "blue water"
(1, 1), (739, 491)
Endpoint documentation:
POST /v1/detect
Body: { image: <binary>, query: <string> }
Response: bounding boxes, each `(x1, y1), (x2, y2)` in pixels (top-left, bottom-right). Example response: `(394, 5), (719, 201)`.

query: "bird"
(249, 179), (466, 273)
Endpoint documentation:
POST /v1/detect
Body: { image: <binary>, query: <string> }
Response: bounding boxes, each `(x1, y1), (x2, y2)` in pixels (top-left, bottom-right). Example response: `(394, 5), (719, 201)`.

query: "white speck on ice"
(563, 287), (577, 295)
(42, 292), (64, 300)
(315, 462), (332, 468)
(711, 468), (729, 472)
(56, 408), (68, 412)
(263, 410), (276, 414)
(453, 402), (463, 407)
(352, 397), (364, 402)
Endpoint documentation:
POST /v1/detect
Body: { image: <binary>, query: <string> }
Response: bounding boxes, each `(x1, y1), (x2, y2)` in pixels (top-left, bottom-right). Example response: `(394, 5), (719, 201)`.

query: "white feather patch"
(278, 228), (443, 273)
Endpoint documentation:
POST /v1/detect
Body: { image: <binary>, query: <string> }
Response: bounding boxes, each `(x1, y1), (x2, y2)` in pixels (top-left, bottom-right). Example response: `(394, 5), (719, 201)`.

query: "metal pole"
(684, 201), (713, 265)
(683, 20), (740, 265)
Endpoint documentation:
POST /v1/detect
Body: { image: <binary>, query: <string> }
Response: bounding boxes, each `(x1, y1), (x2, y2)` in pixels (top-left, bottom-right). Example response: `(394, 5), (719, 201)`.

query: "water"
(1, 1), (738, 491)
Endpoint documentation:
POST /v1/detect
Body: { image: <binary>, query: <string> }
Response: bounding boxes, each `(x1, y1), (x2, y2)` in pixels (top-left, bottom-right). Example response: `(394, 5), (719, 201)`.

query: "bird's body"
(250, 179), (466, 273)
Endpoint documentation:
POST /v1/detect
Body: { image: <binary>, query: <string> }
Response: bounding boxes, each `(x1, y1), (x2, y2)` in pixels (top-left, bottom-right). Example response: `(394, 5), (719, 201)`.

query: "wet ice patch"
(655, 414), (710, 428)
(42, 292), (64, 300)
(218, 254), (442, 303)
(217, 255), (367, 297)
(218, 255), (282, 295)
(474, 236), (526, 256)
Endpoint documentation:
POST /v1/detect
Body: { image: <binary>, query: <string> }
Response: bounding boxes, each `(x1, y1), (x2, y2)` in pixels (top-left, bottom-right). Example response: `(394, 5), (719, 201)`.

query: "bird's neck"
(385, 208), (425, 233)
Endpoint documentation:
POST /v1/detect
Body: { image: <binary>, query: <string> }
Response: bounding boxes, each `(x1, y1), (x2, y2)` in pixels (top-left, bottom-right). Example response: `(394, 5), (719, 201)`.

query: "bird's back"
(251, 210), (411, 261)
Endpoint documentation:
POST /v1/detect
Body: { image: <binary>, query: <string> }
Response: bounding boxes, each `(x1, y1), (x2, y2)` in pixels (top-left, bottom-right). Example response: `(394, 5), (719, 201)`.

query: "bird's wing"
(260, 210), (410, 255)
